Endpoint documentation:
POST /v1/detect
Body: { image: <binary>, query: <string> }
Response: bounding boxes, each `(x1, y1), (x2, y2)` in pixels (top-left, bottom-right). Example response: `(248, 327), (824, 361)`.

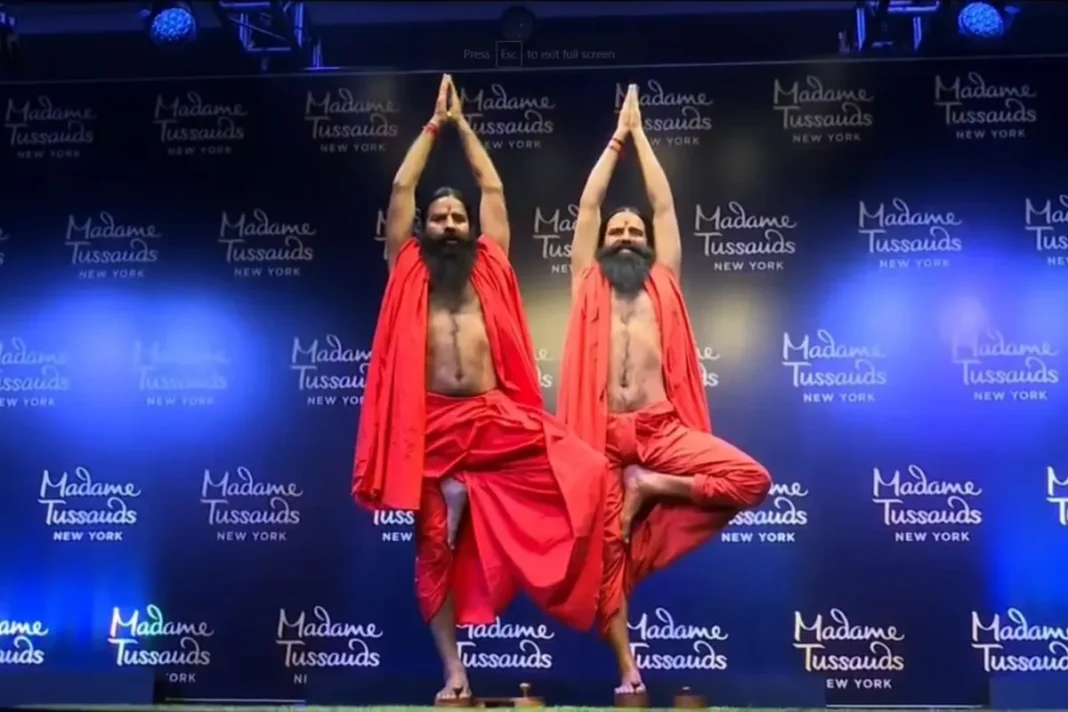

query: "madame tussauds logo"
(1024, 196), (1068, 268)
(200, 467), (302, 543)
(617, 80), (713, 147)
(108, 605), (212, 671)
(0, 619), (48, 665)
(793, 609), (905, 690)
(972, 609), (1068, 672)
(133, 339), (229, 408)
(276, 607), (381, 681)
(372, 510), (414, 543)
(724, 481), (808, 544)
(38, 466), (139, 543)
(693, 202), (797, 273)
(458, 83), (554, 148)
(457, 618), (553, 670)
(290, 335), (369, 407)
(950, 328), (1059, 403)
(460, 83), (554, 152)
(858, 199), (963, 270)
(1046, 466), (1068, 526)
(531, 205), (575, 274)
(3, 95), (95, 160)
(628, 607), (728, 671)
(153, 91), (246, 156)
(697, 346), (720, 388)
(872, 465), (982, 544)
(771, 76), (874, 145)
(304, 89), (400, 154)
(65, 212), (161, 281)
(933, 72), (1037, 141)
(0, 337), (70, 409)
(782, 330), (888, 405)
(374, 207), (422, 261)
(218, 209), (316, 279)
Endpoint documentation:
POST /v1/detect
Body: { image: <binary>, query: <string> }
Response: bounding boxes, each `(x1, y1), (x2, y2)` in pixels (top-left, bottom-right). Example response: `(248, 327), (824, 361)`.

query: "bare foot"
(436, 668), (472, 702)
(614, 670), (646, 695)
(621, 465), (650, 543)
(440, 477), (468, 549)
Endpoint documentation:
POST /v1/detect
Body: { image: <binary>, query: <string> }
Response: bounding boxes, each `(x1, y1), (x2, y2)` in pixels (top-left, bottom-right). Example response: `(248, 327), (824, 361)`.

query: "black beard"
(419, 232), (477, 308)
(596, 242), (655, 296)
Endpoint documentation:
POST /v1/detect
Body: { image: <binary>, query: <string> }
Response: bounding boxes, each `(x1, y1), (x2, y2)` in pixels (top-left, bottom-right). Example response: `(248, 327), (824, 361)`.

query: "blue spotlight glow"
(957, 2), (1005, 39)
(150, 6), (197, 45)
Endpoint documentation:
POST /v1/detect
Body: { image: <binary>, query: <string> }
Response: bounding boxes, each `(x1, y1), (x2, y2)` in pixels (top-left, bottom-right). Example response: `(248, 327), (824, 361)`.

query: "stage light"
(957, 2), (1003, 38)
(145, 1), (198, 46)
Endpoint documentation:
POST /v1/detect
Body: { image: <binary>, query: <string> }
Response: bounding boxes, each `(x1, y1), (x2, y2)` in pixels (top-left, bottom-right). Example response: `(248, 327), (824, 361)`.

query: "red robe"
(353, 237), (608, 630)
(559, 262), (710, 450)
(559, 263), (768, 628)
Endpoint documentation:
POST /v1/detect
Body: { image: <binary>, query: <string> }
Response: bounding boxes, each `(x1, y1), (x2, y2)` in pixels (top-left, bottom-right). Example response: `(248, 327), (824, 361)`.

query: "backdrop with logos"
(1, 55), (1067, 708)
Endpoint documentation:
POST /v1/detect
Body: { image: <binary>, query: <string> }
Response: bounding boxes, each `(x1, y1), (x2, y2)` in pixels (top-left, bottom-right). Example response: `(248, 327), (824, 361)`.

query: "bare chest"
(427, 294), (491, 356)
(610, 290), (660, 340)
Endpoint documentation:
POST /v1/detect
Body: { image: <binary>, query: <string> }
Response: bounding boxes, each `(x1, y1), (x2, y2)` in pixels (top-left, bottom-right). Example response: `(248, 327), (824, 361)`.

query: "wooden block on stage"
(674, 686), (707, 708)
(614, 688), (650, 708)
(475, 682), (544, 708)
(435, 685), (474, 708)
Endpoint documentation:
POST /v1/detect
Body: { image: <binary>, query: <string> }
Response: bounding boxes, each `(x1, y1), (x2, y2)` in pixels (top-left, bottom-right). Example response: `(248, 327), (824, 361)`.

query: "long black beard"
(596, 242), (655, 296)
(419, 232), (477, 308)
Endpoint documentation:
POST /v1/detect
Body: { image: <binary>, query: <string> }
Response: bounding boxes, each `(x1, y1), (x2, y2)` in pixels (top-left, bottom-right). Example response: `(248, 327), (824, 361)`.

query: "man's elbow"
(651, 201), (675, 217)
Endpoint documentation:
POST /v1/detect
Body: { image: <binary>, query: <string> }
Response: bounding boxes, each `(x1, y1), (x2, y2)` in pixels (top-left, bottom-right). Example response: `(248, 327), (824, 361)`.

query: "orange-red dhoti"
(597, 400), (771, 624)
(416, 390), (611, 630)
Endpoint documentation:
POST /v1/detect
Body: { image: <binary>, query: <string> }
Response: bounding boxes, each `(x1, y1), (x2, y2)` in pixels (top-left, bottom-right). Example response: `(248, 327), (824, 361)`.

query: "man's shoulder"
(476, 235), (514, 272)
(651, 261), (680, 286)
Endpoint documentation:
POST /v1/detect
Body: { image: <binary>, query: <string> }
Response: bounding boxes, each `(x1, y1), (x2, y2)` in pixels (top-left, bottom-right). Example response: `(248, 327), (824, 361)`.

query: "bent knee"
(745, 462), (772, 508)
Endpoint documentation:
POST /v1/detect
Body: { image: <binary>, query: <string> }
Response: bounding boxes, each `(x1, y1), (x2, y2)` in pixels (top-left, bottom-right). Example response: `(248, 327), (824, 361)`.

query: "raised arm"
(383, 75), (450, 271)
(571, 85), (633, 287)
(449, 79), (509, 254)
(629, 92), (682, 275)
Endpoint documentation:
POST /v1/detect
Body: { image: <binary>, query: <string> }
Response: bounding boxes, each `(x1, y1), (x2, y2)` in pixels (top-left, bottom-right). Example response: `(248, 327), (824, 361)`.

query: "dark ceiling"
(1, 1), (1064, 81)
(9, 2), (856, 35)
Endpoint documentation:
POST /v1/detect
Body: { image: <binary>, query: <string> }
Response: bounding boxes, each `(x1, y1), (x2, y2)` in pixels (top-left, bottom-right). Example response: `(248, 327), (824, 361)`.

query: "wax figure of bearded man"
(352, 74), (613, 704)
(558, 83), (773, 699)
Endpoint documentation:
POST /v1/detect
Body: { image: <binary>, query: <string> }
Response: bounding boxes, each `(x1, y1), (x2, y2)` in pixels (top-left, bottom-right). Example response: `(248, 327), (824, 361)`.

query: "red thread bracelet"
(425, 122), (440, 137)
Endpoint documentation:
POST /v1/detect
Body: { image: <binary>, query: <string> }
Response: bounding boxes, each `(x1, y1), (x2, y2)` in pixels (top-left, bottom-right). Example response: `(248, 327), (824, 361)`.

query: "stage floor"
(27, 708), (823, 712)
(23, 707), (980, 712)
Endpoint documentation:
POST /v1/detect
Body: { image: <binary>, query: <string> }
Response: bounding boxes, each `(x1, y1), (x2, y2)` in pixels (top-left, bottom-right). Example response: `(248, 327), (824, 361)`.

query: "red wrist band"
(425, 122), (440, 136)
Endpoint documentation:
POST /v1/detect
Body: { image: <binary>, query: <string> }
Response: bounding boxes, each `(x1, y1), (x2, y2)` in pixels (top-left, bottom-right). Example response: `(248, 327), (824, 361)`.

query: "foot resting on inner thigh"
(440, 477), (468, 549)
(621, 465), (654, 543)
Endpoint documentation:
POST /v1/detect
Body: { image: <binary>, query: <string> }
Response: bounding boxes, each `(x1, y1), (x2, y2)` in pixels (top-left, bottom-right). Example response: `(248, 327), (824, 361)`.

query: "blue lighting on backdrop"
(2, 52), (1068, 709)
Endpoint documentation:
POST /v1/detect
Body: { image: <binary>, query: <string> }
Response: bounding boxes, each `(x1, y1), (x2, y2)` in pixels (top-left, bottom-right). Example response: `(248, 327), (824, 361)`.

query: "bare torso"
(607, 288), (667, 413)
(426, 287), (498, 396)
